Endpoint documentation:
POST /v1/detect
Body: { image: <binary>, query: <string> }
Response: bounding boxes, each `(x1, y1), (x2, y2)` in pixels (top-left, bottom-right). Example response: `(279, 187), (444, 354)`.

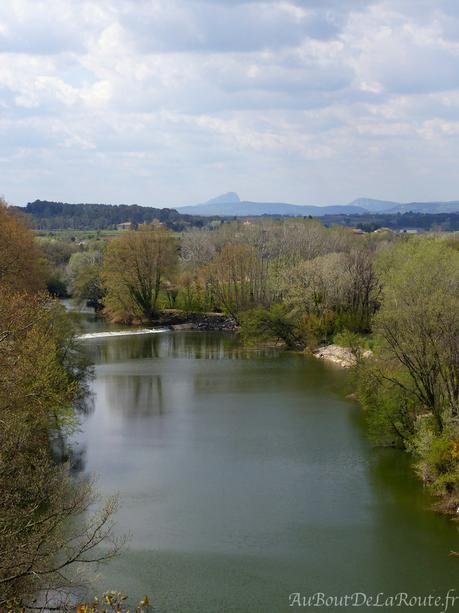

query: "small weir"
(77, 328), (170, 340)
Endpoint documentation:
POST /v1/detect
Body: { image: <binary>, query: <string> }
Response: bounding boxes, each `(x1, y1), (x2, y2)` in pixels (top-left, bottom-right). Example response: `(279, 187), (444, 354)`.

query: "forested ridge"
(15, 200), (220, 232)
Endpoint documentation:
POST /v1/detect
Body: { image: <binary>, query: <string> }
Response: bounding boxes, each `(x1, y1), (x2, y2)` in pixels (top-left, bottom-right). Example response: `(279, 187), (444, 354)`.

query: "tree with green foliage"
(345, 246), (381, 332)
(0, 199), (45, 292)
(359, 238), (459, 509)
(0, 209), (121, 609)
(68, 250), (105, 310)
(278, 252), (348, 345)
(205, 244), (268, 321)
(374, 239), (459, 432)
(239, 304), (302, 349)
(40, 237), (80, 297)
(102, 226), (178, 322)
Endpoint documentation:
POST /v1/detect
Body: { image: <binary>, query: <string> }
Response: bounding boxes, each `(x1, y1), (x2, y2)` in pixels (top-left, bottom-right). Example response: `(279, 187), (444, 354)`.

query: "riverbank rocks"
(171, 323), (195, 330)
(313, 344), (372, 368)
(156, 310), (238, 332)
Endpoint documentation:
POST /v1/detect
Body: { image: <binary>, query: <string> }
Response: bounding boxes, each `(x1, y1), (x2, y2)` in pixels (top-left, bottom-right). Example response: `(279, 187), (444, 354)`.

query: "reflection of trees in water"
(87, 331), (282, 364)
(359, 444), (458, 589)
(191, 350), (350, 397)
(50, 345), (95, 469)
(50, 430), (88, 477)
(69, 445), (87, 475)
(345, 410), (431, 519)
(104, 374), (164, 417)
(90, 335), (162, 362)
(167, 331), (280, 361)
(74, 382), (95, 417)
(50, 405), (92, 475)
(367, 446), (432, 514)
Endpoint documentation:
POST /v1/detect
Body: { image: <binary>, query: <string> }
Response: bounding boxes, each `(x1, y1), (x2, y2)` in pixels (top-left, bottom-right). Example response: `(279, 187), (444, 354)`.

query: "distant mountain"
(177, 193), (459, 216)
(205, 192), (241, 205)
(349, 198), (401, 212)
(178, 194), (366, 216)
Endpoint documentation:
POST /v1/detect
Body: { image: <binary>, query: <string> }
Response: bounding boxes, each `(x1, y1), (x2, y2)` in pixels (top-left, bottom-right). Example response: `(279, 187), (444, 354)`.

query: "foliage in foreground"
(0, 204), (122, 610)
(76, 592), (151, 613)
(4, 591), (151, 613)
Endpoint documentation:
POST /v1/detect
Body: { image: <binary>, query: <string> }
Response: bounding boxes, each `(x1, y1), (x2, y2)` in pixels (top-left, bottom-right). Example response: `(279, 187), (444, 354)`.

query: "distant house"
(399, 228), (423, 234)
(116, 222), (133, 231)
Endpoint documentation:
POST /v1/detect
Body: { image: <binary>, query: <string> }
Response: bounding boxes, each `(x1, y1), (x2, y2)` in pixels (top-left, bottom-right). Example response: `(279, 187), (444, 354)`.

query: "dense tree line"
(328, 211), (459, 231)
(16, 200), (222, 232)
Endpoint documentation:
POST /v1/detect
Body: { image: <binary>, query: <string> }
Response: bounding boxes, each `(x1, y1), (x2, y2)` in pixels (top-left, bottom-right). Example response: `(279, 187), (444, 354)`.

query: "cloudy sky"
(2, 0), (459, 207)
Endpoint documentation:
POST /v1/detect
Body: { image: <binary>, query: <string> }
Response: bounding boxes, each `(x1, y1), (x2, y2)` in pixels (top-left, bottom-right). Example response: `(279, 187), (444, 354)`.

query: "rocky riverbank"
(156, 309), (238, 332)
(312, 344), (372, 368)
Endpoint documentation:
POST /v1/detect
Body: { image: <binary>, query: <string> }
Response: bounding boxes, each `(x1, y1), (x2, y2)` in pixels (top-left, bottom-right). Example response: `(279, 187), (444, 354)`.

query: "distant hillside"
(17, 200), (218, 231)
(178, 194), (366, 216)
(348, 198), (400, 212)
(178, 193), (459, 216)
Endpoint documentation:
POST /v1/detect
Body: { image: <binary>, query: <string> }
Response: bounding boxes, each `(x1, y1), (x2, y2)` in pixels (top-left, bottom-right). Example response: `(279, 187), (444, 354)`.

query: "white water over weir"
(77, 328), (170, 340)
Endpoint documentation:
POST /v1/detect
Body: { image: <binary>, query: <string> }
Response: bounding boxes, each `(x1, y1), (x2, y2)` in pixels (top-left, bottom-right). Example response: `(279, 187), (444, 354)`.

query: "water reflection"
(90, 335), (163, 363)
(101, 375), (165, 417)
(69, 445), (87, 474)
(85, 331), (281, 364)
(76, 328), (459, 613)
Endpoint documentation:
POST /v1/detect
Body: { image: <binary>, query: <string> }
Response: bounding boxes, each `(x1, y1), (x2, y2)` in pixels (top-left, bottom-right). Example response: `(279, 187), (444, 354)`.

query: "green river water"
(75, 318), (459, 612)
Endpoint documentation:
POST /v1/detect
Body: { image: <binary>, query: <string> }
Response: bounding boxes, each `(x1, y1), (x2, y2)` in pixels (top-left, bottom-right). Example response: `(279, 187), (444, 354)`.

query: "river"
(73, 315), (459, 612)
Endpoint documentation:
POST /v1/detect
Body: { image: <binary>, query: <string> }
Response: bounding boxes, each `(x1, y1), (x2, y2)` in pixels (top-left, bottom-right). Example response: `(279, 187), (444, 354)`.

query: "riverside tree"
(205, 243), (268, 321)
(40, 237), (79, 297)
(375, 239), (459, 432)
(68, 250), (105, 310)
(359, 238), (459, 508)
(102, 225), (178, 322)
(0, 206), (121, 610)
(0, 199), (45, 292)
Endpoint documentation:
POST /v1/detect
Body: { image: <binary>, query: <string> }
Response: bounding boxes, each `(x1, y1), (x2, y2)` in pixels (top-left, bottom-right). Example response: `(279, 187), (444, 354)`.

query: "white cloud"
(1, 0), (459, 205)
